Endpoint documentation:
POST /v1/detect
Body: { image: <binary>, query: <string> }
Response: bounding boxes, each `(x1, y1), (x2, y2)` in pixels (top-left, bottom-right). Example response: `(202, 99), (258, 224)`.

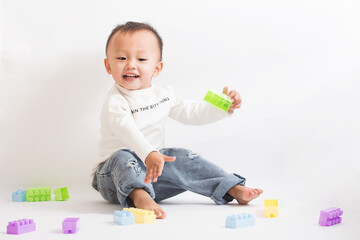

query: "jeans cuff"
(210, 173), (246, 205)
(116, 183), (155, 208)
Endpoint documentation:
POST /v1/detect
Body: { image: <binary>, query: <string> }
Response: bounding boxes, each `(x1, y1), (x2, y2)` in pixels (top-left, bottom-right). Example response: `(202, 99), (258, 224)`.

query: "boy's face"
(104, 30), (163, 90)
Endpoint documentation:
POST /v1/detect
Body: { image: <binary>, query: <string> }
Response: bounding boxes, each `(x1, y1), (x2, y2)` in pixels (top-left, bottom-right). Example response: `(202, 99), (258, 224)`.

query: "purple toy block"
(62, 218), (80, 234)
(7, 219), (36, 235)
(319, 207), (343, 226)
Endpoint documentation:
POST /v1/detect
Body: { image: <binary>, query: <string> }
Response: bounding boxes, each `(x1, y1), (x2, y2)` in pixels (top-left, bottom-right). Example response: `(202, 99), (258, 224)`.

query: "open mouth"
(123, 74), (140, 79)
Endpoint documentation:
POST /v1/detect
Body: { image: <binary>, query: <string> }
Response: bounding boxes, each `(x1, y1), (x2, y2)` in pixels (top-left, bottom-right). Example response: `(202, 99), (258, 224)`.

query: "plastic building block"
(62, 218), (80, 234)
(226, 213), (255, 228)
(204, 89), (233, 112)
(7, 219), (36, 235)
(54, 187), (69, 201)
(123, 207), (156, 224)
(26, 187), (51, 202)
(264, 199), (279, 218)
(114, 210), (135, 225)
(12, 190), (26, 202)
(319, 207), (343, 226)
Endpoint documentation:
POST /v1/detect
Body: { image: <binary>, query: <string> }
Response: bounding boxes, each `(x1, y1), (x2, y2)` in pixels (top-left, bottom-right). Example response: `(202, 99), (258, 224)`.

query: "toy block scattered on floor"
(318, 207), (343, 226)
(54, 187), (69, 201)
(123, 207), (156, 224)
(12, 190), (26, 202)
(264, 199), (279, 218)
(7, 219), (36, 235)
(114, 210), (135, 225)
(204, 89), (233, 112)
(26, 187), (51, 202)
(226, 213), (255, 229)
(62, 218), (80, 234)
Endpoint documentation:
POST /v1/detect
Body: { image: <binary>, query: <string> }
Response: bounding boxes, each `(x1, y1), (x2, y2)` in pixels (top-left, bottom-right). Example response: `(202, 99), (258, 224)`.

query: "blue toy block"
(226, 213), (255, 229)
(12, 190), (26, 202)
(114, 210), (135, 225)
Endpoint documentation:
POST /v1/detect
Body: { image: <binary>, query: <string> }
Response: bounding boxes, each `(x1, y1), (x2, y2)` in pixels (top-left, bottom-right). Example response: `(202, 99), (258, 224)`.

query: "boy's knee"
(109, 150), (141, 173)
(165, 148), (199, 160)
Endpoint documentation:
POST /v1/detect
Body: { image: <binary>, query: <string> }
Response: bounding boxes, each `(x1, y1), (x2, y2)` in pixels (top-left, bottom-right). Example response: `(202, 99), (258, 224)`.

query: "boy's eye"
(138, 58), (147, 61)
(117, 57), (126, 60)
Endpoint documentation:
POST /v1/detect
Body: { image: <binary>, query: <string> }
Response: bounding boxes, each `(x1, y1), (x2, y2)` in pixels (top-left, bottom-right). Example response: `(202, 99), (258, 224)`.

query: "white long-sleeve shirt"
(99, 84), (230, 163)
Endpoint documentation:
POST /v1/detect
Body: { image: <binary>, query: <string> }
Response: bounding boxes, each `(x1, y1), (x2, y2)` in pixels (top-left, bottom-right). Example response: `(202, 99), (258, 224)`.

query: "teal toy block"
(54, 187), (69, 201)
(26, 187), (51, 202)
(226, 213), (255, 229)
(114, 210), (135, 225)
(204, 89), (232, 112)
(12, 190), (26, 202)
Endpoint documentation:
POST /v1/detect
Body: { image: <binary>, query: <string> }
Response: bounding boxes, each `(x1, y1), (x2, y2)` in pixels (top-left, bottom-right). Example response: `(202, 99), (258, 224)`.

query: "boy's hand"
(144, 151), (176, 183)
(223, 86), (242, 114)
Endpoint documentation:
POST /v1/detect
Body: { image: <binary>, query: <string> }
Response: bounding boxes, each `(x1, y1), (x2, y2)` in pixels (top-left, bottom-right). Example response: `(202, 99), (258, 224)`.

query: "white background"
(0, 0), (360, 239)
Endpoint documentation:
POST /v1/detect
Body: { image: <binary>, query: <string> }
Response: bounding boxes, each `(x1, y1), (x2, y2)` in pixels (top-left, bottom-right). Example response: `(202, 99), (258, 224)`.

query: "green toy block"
(203, 89), (233, 112)
(26, 187), (52, 202)
(54, 187), (69, 201)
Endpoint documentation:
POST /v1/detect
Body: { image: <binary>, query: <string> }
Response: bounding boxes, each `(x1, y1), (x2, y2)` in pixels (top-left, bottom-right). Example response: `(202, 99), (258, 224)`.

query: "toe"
(159, 211), (166, 219)
(154, 209), (166, 219)
(154, 210), (162, 219)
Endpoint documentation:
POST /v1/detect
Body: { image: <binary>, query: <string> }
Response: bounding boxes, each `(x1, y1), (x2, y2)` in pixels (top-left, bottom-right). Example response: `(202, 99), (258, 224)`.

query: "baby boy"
(92, 21), (263, 219)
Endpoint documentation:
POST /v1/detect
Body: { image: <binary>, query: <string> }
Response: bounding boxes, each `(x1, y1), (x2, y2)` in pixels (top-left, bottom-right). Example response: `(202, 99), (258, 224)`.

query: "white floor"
(0, 185), (359, 240)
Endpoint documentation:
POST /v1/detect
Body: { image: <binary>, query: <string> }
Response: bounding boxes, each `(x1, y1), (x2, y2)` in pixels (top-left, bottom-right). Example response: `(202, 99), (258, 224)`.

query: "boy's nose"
(125, 59), (136, 69)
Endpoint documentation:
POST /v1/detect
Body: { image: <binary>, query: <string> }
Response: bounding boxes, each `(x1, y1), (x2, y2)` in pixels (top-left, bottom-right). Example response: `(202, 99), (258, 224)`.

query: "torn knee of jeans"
(125, 160), (141, 174)
(126, 160), (136, 167)
(188, 151), (199, 160)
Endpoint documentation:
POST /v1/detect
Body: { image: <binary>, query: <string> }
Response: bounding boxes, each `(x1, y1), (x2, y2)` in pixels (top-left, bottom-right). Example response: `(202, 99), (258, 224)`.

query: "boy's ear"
(104, 58), (112, 74)
(152, 61), (164, 77)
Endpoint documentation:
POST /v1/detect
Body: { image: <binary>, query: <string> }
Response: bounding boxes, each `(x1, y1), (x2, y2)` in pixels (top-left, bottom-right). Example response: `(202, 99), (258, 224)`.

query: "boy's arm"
(102, 94), (156, 162)
(108, 112), (157, 162)
(168, 87), (241, 125)
(104, 96), (176, 183)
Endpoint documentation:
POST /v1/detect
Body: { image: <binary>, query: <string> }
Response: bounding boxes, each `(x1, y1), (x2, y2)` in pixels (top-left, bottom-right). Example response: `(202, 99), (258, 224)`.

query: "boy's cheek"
(114, 73), (123, 81)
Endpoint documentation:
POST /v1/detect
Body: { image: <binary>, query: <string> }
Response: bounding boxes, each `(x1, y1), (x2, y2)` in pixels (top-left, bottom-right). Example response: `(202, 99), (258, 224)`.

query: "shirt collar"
(115, 83), (154, 96)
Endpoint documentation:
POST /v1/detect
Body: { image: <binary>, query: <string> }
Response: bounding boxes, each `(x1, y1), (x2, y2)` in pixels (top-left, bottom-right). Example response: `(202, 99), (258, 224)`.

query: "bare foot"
(128, 188), (166, 219)
(227, 185), (263, 205)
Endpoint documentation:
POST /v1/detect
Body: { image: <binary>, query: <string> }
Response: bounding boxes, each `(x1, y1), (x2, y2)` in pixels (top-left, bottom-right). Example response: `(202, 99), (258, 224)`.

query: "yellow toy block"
(264, 199), (279, 218)
(122, 207), (156, 224)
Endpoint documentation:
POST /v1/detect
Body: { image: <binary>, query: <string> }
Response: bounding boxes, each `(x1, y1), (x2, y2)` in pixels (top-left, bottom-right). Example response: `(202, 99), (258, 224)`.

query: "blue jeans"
(92, 148), (246, 207)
